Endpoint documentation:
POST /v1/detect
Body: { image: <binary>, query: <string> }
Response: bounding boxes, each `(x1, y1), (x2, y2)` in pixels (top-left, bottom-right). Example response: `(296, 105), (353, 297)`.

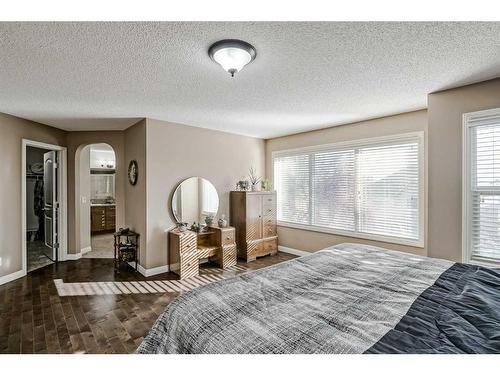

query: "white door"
(43, 151), (58, 261)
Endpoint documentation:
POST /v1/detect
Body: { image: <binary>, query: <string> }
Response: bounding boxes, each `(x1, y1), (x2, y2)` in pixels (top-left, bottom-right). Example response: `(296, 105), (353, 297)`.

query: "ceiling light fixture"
(208, 39), (256, 77)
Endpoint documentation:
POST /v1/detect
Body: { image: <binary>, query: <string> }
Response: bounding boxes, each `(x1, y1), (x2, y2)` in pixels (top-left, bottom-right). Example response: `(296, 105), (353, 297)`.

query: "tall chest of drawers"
(230, 191), (278, 262)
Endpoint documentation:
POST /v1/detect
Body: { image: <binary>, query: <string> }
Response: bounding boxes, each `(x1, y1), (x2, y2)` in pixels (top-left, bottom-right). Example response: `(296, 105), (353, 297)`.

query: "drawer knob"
(226, 236), (231, 240)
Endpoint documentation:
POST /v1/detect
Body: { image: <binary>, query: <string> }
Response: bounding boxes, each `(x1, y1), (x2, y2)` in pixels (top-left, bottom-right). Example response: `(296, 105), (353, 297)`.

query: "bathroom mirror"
(171, 177), (219, 224)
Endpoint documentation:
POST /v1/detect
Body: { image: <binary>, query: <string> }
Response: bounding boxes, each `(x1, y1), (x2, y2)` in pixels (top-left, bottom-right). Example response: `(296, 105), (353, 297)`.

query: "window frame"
(272, 131), (425, 248)
(462, 107), (500, 266)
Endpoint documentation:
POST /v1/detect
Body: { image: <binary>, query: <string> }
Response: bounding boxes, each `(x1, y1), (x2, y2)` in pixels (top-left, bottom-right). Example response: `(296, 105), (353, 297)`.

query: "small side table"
(114, 230), (140, 272)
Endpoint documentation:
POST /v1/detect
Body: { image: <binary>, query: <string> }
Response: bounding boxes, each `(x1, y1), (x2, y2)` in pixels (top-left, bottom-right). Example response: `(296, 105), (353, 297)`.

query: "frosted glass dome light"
(209, 39), (256, 77)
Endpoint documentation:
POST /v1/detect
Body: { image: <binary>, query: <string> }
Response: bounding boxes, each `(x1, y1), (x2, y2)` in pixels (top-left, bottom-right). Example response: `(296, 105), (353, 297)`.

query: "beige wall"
(124, 120), (147, 266)
(78, 146), (91, 251)
(265, 110), (428, 256)
(145, 118), (265, 269)
(0, 113), (66, 278)
(428, 78), (500, 262)
(2, 77), (499, 280)
(67, 131), (125, 254)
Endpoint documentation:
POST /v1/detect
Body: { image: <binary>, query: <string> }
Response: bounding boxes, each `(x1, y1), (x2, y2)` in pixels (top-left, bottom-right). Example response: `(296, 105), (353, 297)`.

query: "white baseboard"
(81, 246), (92, 254)
(66, 246), (91, 261)
(278, 245), (311, 257)
(128, 262), (170, 277)
(0, 269), (26, 286)
(66, 252), (82, 260)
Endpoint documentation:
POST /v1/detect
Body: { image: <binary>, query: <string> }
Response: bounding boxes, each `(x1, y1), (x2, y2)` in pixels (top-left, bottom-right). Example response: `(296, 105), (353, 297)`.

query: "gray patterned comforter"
(137, 243), (453, 354)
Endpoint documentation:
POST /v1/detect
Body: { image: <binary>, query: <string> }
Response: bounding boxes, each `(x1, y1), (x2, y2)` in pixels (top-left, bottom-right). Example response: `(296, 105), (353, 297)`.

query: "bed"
(137, 243), (500, 354)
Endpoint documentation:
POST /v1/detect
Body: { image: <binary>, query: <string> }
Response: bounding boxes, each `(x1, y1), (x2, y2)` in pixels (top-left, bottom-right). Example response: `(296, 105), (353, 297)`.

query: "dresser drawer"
(262, 207), (276, 224)
(263, 238), (278, 253)
(247, 241), (263, 258)
(262, 194), (276, 204)
(221, 244), (237, 268)
(263, 223), (277, 237)
(262, 216), (276, 226)
(222, 229), (235, 245)
(179, 234), (197, 253)
(179, 250), (199, 279)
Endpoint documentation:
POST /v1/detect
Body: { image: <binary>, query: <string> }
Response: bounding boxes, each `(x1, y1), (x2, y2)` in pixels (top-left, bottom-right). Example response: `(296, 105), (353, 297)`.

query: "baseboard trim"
(81, 246), (92, 254)
(128, 262), (170, 277)
(66, 252), (82, 260)
(278, 245), (311, 257)
(0, 269), (26, 286)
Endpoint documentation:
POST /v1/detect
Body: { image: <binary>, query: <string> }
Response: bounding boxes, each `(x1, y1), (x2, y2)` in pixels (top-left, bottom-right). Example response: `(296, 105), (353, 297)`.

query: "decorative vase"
(236, 180), (249, 191)
(176, 222), (188, 232)
(261, 179), (271, 191)
(205, 215), (214, 226)
(218, 215), (228, 228)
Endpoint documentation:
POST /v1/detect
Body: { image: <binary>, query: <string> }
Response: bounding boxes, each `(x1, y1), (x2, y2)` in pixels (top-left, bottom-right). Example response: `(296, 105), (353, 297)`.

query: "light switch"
(81, 196), (87, 204)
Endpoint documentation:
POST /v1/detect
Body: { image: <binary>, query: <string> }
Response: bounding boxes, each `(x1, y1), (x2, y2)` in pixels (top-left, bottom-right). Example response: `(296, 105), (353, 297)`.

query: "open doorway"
(78, 143), (116, 258)
(23, 140), (67, 273)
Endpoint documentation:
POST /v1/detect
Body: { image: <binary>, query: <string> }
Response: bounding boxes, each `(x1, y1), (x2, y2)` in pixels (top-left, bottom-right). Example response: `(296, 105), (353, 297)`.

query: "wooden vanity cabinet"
(91, 205), (116, 233)
(105, 206), (116, 230)
(230, 191), (278, 262)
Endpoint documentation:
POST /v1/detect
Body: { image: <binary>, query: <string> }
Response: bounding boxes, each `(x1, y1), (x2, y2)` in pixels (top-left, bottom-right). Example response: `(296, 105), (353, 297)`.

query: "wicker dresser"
(230, 191), (278, 262)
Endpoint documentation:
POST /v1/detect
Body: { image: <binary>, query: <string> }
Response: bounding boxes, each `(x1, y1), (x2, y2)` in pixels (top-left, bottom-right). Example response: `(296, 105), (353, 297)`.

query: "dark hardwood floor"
(0, 252), (295, 354)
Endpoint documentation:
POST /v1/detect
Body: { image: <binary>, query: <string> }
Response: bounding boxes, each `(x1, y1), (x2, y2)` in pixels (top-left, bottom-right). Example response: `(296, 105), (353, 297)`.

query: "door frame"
(22, 139), (68, 275)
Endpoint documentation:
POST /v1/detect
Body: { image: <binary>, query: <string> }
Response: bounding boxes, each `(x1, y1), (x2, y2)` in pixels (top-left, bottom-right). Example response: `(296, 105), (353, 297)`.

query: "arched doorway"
(75, 143), (117, 258)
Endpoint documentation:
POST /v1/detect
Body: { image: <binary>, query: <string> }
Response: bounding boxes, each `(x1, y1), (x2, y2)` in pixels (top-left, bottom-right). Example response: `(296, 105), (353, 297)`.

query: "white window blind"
(465, 109), (500, 264)
(312, 149), (355, 231)
(274, 154), (310, 224)
(273, 133), (423, 246)
(357, 143), (419, 240)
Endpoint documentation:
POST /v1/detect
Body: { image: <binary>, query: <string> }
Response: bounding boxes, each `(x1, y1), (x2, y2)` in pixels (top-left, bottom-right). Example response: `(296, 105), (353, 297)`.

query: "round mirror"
(171, 177), (219, 224)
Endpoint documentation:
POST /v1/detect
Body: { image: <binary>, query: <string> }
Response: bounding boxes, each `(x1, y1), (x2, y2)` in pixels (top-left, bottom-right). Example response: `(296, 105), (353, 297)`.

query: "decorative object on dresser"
(261, 178), (272, 191)
(248, 166), (261, 191)
(205, 215), (214, 226)
(90, 205), (116, 232)
(236, 180), (250, 191)
(230, 191), (278, 262)
(218, 214), (228, 228)
(113, 229), (139, 272)
(169, 225), (237, 280)
(176, 222), (188, 232)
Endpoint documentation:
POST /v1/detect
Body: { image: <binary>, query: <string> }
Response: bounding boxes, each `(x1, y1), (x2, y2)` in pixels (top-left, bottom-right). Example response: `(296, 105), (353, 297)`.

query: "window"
(463, 108), (500, 265)
(273, 133), (424, 247)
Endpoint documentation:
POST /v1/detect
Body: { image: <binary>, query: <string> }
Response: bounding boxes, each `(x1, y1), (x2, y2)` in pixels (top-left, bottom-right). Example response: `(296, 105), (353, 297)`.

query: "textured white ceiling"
(1, 22), (500, 139)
